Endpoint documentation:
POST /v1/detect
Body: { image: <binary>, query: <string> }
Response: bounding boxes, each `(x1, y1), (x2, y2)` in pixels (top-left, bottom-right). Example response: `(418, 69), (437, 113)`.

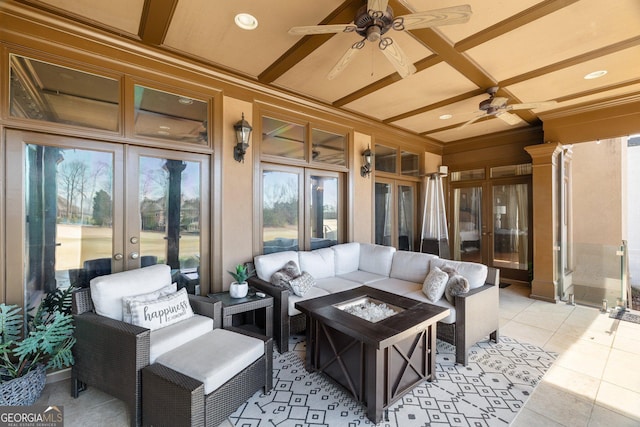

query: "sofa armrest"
(452, 280), (500, 364)
(189, 295), (222, 329)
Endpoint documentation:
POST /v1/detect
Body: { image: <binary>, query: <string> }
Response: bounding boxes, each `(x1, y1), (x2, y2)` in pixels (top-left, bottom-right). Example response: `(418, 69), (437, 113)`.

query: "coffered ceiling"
(15, 0), (640, 145)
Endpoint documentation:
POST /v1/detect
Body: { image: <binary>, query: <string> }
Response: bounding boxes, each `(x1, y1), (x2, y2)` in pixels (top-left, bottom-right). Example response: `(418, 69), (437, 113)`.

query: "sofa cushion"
(254, 251), (299, 282)
(298, 248), (335, 279)
(149, 314), (213, 363)
(314, 277), (363, 294)
(155, 329), (264, 395)
(288, 287), (331, 316)
(421, 266), (449, 302)
(130, 288), (194, 331)
(289, 271), (315, 297)
(403, 290), (456, 324)
(432, 259), (488, 290)
(331, 242), (360, 275)
(389, 251), (439, 283)
(337, 270), (387, 285)
(122, 283), (177, 324)
(90, 264), (172, 321)
(365, 277), (422, 296)
(359, 244), (396, 276)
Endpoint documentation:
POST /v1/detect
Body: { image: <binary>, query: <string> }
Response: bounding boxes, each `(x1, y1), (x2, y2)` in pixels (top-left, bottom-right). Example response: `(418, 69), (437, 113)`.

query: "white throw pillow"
(130, 288), (194, 331)
(288, 271), (315, 297)
(122, 283), (177, 324)
(422, 266), (449, 302)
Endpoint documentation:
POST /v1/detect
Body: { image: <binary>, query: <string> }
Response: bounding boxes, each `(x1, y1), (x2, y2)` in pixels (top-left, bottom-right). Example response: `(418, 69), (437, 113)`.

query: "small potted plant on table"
(228, 264), (253, 298)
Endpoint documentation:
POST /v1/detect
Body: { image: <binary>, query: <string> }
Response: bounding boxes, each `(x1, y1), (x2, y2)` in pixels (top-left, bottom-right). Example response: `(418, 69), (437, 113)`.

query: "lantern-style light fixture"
(233, 113), (253, 163)
(360, 146), (374, 177)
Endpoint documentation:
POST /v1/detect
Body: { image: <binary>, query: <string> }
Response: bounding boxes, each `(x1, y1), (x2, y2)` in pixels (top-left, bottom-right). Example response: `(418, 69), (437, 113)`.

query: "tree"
(92, 190), (112, 226)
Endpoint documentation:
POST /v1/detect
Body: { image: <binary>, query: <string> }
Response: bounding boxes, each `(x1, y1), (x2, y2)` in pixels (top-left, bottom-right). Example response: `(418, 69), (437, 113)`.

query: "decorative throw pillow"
(129, 288), (193, 331)
(422, 266), (449, 302)
(288, 271), (315, 297)
(122, 283), (177, 324)
(441, 266), (470, 305)
(270, 261), (300, 288)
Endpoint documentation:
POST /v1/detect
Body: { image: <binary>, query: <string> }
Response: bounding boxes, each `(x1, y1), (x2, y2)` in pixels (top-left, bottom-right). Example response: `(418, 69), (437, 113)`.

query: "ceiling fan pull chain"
(392, 18), (405, 31)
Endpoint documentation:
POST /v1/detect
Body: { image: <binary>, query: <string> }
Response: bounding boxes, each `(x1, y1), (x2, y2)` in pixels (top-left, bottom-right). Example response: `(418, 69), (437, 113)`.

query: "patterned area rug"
(230, 335), (556, 426)
(609, 308), (640, 324)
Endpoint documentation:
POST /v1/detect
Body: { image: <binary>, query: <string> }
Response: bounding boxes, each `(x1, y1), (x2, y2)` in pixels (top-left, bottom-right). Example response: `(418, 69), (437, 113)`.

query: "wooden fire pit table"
(295, 286), (450, 423)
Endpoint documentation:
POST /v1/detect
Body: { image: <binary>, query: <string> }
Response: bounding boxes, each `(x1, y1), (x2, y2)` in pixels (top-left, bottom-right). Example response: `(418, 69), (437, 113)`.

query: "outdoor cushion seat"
(149, 314), (214, 363)
(154, 329), (265, 395)
(287, 286), (330, 316)
(336, 270), (387, 285)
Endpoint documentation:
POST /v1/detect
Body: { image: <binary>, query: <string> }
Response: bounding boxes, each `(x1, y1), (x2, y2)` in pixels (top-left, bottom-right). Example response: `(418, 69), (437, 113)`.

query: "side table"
(208, 288), (273, 338)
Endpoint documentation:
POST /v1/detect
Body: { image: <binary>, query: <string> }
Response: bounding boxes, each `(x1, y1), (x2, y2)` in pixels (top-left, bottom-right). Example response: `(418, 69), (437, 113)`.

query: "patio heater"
(420, 167), (450, 258)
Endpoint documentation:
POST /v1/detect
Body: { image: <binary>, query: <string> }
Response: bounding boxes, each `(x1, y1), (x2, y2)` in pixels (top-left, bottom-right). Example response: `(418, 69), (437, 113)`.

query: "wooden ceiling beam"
(138, 0), (179, 46)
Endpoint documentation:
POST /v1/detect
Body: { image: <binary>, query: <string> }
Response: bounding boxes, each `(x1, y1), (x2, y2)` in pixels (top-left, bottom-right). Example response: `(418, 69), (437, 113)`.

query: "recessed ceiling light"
(235, 13), (258, 30)
(584, 70), (607, 80)
(178, 97), (193, 105)
(159, 125), (171, 130)
(157, 130), (170, 135)
(439, 114), (453, 120)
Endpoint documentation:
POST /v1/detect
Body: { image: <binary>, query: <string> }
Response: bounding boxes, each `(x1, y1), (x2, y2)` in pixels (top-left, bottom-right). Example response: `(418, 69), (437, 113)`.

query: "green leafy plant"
(228, 264), (253, 284)
(0, 288), (76, 383)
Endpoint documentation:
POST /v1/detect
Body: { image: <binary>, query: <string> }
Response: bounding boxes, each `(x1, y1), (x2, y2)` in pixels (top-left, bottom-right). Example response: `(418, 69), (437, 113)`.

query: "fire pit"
(333, 296), (403, 322)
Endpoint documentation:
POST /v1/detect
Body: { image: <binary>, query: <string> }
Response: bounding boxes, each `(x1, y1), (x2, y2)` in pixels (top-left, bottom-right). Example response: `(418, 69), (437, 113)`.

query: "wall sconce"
(233, 113), (252, 163)
(360, 146), (374, 177)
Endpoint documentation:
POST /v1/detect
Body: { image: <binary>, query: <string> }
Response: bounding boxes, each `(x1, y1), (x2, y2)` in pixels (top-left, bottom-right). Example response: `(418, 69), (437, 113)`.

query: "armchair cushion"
(130, 288), (194, 331)
(149, 314), (214, 363)
(90, 264), (172, 321)
(122, 282), (177, 323)
(155, 329), (264, 394)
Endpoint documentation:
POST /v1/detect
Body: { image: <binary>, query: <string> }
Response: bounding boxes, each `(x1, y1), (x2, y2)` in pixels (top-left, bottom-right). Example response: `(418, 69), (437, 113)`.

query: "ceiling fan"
(460, 86), (558, 128)
(289, 0), (472, 80)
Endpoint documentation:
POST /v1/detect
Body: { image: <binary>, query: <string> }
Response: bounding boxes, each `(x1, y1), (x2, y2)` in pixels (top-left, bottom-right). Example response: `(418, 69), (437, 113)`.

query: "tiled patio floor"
(35, 284), (640, 426)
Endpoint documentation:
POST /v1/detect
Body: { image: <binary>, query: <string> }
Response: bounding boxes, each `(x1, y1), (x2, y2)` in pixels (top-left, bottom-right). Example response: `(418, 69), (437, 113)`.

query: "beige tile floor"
(35, 284), (640, 426)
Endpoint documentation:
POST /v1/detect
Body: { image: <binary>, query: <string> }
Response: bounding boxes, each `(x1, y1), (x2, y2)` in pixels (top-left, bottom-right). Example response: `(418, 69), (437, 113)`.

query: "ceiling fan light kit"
(288, 0), (471, 80)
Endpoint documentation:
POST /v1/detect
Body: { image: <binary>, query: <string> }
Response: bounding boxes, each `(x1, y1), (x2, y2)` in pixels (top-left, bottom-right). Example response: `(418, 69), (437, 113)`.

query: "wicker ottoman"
(142, 328), (272, 427)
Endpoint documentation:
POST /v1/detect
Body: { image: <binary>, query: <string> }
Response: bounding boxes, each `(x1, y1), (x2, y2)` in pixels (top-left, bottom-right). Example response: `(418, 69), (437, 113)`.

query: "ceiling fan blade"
(327, 46), (361, 80)
(396, 5), (472, 30)
(460, 114), (483, 129)
(379, 39), (416, 78)
(508, 100), (558, 110)
(368, 0), (389, 12)
(289, 24), (357, 36)
(490, 97), (508, 108)
(496, 111), (523, 125)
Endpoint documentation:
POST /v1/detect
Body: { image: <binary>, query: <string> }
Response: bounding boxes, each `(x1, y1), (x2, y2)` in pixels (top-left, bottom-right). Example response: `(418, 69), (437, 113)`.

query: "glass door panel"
(452, 186), (483, 263)
(5, 130), (123, 311)
(492, 183), (530, 271)
(398, 185), (415, 251)
(309, 175), (339, 249)
(375, 182), (392, 246)
(128, 148), (209, 293)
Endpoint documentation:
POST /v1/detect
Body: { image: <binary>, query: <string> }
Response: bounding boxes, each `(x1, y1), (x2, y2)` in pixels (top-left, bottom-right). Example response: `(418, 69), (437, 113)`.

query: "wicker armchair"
(71, 285), (221, 427)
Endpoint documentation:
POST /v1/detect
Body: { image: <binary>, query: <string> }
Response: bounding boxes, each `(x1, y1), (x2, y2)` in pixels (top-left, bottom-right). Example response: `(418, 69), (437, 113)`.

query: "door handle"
(130, 252), (140, 260)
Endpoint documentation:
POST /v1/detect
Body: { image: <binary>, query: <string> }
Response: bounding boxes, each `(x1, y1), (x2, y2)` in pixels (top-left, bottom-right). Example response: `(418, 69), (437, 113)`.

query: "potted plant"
(228, 264), (253, 298)
(0, 288), (76, 406)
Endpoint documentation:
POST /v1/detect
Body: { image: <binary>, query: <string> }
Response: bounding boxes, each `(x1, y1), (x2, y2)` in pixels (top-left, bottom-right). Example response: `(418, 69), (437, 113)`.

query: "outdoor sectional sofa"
(248, 242), (500, 365)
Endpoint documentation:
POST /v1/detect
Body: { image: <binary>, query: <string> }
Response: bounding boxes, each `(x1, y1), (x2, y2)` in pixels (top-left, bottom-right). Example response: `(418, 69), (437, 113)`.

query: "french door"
(450, 177), (532, 283)
(5, 130), (209, 309)
(375, 179), (417, 251)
